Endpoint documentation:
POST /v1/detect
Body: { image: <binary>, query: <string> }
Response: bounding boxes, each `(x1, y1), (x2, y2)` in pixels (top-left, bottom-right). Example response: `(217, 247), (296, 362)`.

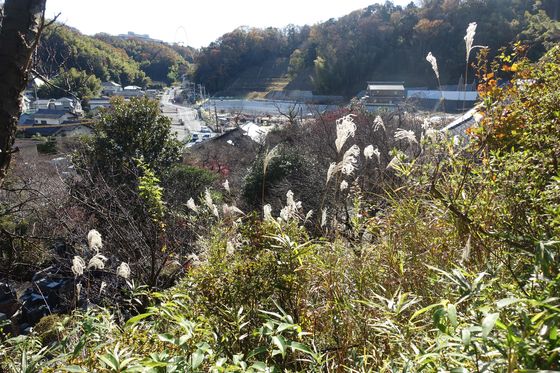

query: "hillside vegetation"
(36, 24), (195, 90)
(94, 33), (194, 85)
(1, 40), (560, 371)
(37, 24), (150, 87)
(192, 0), (559, 96)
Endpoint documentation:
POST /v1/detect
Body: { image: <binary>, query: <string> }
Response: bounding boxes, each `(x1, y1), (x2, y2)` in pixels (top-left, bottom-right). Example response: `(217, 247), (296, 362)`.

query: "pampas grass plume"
(87, 229), (103, 252)
(335, 115), (356, 153)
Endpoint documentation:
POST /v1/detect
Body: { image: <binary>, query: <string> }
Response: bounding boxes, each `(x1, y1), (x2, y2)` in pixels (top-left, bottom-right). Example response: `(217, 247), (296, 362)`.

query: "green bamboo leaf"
(447, 304), (458, 327)
(157, 333), (176, 344)
(277, 323), (295, 333)
(550, 326), (558, 340)
(99, 354), (119, 370)
(126, 312), (153, 326)
(289, 341), (314, 355)
(411, 302), (444, 321)
(246, 346), (267, 359)
(497, 297), (521, 309)
(63, 366), (87, 373)
(250, 361), (268, 371)
(191, 350), (204, 369)
(450, 368), (468, 373)
(481, 313), (499, 338)
(461, 329), (471, 347)
(271, 335), (287, 356)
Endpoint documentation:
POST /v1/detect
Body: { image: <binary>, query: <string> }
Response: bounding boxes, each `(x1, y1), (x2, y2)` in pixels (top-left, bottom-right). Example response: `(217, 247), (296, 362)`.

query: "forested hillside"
(37, 24), (150, 87)
(94, 33), (195, 85)
(193, 0), (559, 95)
(36, 24), (195, 88)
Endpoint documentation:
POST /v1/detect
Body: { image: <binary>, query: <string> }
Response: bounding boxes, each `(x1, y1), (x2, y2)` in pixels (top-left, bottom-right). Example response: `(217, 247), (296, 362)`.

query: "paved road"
(160, 88), (206, 142)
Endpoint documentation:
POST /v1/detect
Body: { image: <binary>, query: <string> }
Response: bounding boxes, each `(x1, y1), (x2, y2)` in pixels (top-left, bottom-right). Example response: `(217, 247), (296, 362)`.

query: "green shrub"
(35, 137), (57, 154)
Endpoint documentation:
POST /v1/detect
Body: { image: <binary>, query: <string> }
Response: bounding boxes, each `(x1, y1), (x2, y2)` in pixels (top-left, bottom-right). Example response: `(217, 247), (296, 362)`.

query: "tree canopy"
(192, 0), (559, 95)
(94, 33), (193, 85)
(37, 24), (150, 87)
(37, 67), (101, 100)
(78, 96), (182, 179)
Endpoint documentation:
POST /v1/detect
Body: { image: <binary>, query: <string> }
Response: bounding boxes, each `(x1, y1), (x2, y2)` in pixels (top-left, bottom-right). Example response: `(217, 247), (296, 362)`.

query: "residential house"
(115, 86), (145, 98)
(31, 98), (83, 115)
(33, 109), (79, 126)
(101, 81), (123, 96)
(56, 97), (83, 115)
(365, 81), (406, 106)
(89, 97), (112, 111)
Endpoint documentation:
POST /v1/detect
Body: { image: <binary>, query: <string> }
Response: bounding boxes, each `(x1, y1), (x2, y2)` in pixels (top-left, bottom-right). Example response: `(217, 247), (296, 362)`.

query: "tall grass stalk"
(426, 52), (445, 112)
(262, 146), (279, 207)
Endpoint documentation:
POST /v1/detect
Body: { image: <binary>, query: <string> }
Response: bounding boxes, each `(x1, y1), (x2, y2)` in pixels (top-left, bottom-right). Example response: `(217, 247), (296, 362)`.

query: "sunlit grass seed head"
(373, 115), (385, 132)
(327, 162), (338, 183)
(426, 52), (439, 80)
(263, 145), (280, 174)
(341, 145), (360, 176)
(88, 253), (108, 270)
(204, 189), (214, 210)
(72, 256), (85, 277)
(364, 145), (375, 160)
(116, 262), (131, 279)
(394, 128), (417, 145)
(223, 203), (243, 217)
(465, 22), (477, 62)
(222, 179), (230, 193)
(335, 115), (357, 153)
(186, 198), (198, 213)
(263, 204), (273, 221)
(87, 229), (103, 252)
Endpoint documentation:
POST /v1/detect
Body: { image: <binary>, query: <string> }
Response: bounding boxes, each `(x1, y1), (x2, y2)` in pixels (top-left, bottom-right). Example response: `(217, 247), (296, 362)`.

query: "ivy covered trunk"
(0, 0), (46, 184)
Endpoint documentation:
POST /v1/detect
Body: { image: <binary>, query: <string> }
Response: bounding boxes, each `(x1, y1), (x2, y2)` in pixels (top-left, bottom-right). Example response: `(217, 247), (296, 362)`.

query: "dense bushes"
(2, 48), (560, 371)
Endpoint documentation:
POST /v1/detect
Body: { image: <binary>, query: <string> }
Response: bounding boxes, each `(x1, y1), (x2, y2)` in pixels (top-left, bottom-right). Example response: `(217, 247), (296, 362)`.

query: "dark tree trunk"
(0, 0), (46, 184)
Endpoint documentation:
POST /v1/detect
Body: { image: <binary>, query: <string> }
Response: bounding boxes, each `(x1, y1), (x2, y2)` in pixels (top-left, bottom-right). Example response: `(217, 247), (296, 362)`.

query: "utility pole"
(214, 101), (220, 133)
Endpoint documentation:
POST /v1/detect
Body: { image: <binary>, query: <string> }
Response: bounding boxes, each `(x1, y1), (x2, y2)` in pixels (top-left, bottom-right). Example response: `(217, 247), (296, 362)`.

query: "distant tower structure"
(118, 31), (163, 43)
(174, 26), (189, 46)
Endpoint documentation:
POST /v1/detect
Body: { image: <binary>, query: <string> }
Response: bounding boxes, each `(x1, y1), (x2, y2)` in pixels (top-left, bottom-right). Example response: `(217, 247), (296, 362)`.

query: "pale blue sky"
(46, 0), (413, 48)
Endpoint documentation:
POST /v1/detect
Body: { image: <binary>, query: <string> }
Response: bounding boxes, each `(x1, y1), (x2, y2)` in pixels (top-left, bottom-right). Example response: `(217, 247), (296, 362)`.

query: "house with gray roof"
(101, 81), (123, 96)
(33, 109), (79, 126)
